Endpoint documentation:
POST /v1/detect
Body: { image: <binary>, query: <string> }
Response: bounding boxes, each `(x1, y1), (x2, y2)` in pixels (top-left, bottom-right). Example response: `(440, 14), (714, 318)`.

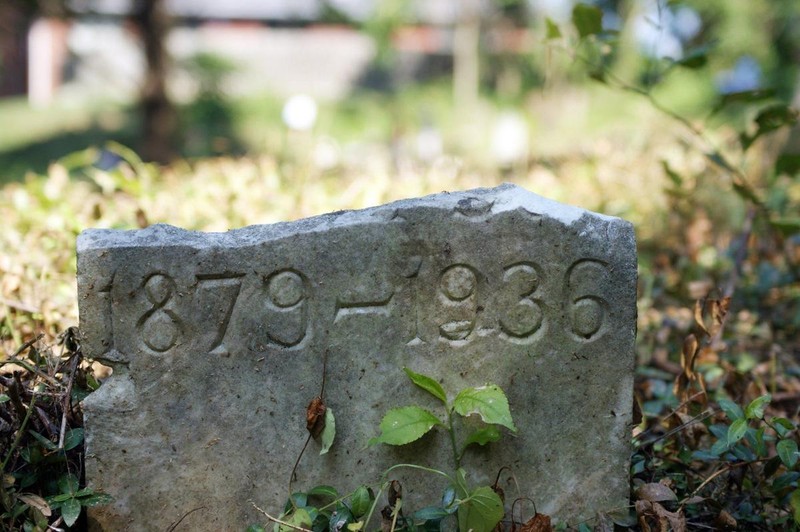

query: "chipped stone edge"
(77, 184), (625, 251)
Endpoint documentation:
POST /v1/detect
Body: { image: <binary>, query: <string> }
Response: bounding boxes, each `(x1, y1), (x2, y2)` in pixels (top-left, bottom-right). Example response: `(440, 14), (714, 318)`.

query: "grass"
(1, 71), (799, 528)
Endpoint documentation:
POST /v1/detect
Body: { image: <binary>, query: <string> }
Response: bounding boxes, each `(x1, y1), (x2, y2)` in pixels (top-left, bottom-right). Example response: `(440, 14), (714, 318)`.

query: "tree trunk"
(453, 0), (480, 114)
(135, 0), (176, 163)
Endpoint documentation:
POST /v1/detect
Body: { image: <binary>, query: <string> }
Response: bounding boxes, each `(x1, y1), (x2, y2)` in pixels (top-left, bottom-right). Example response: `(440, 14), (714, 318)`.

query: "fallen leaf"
(17, 493), (51, 517)
(716, 509), (736, 528)
(636, 482), (677, 503)
(636, 500), (685, 532)
(693, 301), (708, 335)
(388, 480), (402, 509)
(519, 512), (552, 532)
(306, 396), (326, 438)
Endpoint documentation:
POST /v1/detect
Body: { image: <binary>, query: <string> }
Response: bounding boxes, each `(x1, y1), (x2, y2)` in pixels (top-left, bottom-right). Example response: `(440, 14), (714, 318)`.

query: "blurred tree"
(134, 0), (177, 163)
(7, 0), (177, 163)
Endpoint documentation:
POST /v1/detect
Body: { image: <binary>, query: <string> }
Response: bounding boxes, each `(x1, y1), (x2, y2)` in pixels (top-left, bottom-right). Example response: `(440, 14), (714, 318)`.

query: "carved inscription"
(137, 273), (183, 353)
(196, 274), (244, 357)
(438, 264), (478, 342)
(566, 259), (610, 342)
(265, 270), (309, 348)
(499, 262), (544, 344)
(115, 257), (612, 355)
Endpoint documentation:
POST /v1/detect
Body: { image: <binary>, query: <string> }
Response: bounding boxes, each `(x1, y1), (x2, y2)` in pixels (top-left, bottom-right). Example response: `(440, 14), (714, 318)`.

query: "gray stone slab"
(77, 183), (636, 530)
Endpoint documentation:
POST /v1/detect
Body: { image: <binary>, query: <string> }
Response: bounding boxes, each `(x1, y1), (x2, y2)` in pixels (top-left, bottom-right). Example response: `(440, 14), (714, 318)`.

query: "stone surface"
(77, 184), (637, 530)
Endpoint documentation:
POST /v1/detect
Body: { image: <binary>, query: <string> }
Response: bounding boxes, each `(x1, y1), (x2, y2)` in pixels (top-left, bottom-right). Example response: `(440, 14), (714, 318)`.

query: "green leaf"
(63, 428), (84, 451)
(284, 492), (308, 513)
(755, 104), (799, 132)
(745, 394), (771, 420)
(349, 486), (373, 518)
(545, 18), (562, 40)
(369, 406), (443, 446)
(457, 486), (504, 532)
(778, 439), (799, 468)
(770, 218), (800, 236)
(0, 394), (9, 403)
(319, 408), (336, 455)
(403, 368), (447, 404)
(246, 526), (267, 532)
(710, 439), (729, 456)
(776, 154), (800, 176)
(289, 508), (313, 529)
(712, 89), (776, 114)
(308, 485), (338, 499)
(792, 489), (800, 524)
(442, 485), (457, 511)
(58, 473), (79, 496)
(675, 47), (708, 69)
(454, 468), (469, 499)
(661, 160), (683, 187)
(461, 426), (501, 453)
(453, 385), (517, 432)
(572, 3), (603, 38)
(741, 105), (799, 150)
(28, 430), (58, 451)
(718, 398), (743, 421)
(79, 493), (115, 507)
(330, 502), (354, 532)
(726, 419), (748, 447)
(772, 417), (795, 438)
(414, 507), (451, 521)
(61, 498), (81, 527)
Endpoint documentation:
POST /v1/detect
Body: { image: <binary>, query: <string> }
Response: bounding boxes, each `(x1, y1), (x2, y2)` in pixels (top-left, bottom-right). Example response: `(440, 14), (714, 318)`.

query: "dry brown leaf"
(636, 483), (678, 503)
(636, 500), (684, 532)
(681, 334), (699, 377)
(693, 301), (708, 335)
(17, 493), (52, 517)
(652, 502), (685, 532)
(388, 479), (402, 509)
(710, 297), (731, 336)
(519, 512), (552, 532)
(306, 396), (326, 438)
(716, 509), (737, 529)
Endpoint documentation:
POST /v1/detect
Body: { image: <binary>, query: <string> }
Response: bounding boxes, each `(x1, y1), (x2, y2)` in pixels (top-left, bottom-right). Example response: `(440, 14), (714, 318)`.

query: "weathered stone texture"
(78, 184), (636, 530)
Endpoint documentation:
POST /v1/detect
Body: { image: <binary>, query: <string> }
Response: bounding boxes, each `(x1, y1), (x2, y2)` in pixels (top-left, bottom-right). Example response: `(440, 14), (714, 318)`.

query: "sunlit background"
(1, 0), (799, 344)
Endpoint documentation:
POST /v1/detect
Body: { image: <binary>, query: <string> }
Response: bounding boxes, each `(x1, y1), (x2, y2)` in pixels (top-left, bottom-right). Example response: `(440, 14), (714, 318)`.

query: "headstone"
(78, 184), (636, 530)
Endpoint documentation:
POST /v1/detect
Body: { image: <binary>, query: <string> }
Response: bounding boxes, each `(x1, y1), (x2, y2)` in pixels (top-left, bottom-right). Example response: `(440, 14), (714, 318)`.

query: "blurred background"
(1, 0), (799, 349)
(3, 3), (800, 526)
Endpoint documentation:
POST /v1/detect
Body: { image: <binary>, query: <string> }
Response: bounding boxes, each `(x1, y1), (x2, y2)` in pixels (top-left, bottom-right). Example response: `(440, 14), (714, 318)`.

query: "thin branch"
(58, 351), (81, 449)
(165, 506), (207, 532)
(250, 501), (312, 532)
(686, 460), (764, 501)
(7, 334), (44, 359)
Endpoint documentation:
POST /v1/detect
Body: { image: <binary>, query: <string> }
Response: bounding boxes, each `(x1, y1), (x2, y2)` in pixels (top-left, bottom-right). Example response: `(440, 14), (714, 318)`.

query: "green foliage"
(261, 369), (515, 532)
(370, 368), (516, 470)
(319, 409), (336, 455)
(0, 334), (113, 530)
(368, 406), (444, 446)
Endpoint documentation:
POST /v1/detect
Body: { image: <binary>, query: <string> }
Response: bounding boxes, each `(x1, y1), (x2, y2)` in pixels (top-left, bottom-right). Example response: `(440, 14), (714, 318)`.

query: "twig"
(289, 349), (329, 489)
(1, 390), (37, 473)
(633, 391), (708, 445)
(165, 506), (206, 532)
(250, 501), (312, 532)
(686, 460), (764, 501)
(58, 352), (81, 449)
(7, 334), (44, 359)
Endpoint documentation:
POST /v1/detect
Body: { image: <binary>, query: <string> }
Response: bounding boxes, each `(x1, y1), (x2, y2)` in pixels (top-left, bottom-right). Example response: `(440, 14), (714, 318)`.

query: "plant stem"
(1, 391), (37, 473)
(447, 408), (459, 470)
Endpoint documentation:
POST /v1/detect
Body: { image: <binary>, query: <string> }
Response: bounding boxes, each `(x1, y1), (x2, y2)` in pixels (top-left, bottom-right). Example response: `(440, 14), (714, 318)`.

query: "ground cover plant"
(1, 2), (800, 530)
